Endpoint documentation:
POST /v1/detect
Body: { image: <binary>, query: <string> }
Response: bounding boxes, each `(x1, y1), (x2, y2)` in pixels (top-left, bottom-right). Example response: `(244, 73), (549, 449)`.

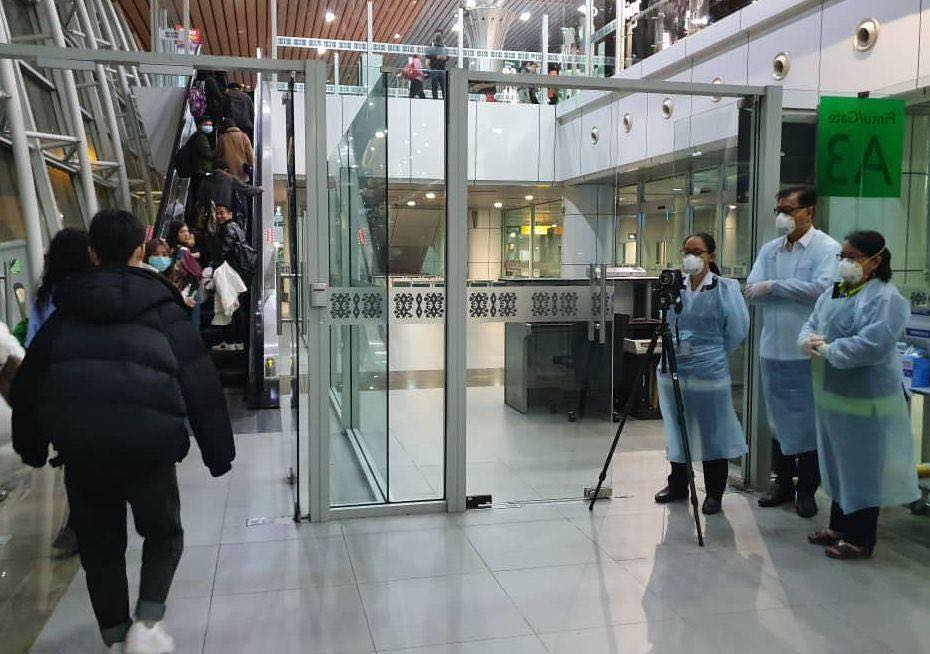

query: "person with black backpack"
(180, 116), (216, 225)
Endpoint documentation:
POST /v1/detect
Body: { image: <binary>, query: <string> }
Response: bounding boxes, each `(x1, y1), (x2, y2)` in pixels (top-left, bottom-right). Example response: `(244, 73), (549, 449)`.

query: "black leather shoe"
(702, 496), (722, 515)
(795, 494), (818, 518)
(654, 485), (688, 504)
(758, 483), (795, 508)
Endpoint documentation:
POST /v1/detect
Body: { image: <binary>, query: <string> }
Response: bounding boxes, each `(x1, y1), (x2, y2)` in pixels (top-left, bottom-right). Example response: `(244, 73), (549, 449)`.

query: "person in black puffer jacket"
(12, 209), (234, 653)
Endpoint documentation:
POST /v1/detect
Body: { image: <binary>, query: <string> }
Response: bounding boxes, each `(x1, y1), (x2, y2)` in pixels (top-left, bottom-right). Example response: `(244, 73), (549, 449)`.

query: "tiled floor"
(26, 421), (930, 653)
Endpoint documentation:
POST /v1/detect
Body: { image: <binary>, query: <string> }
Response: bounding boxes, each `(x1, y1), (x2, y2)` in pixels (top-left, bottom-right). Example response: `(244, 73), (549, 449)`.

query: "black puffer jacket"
(12, 266), (235, 476)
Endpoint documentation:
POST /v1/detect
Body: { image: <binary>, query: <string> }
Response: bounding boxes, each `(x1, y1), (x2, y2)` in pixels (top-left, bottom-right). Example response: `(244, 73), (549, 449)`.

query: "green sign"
(816, 96), (905, 198)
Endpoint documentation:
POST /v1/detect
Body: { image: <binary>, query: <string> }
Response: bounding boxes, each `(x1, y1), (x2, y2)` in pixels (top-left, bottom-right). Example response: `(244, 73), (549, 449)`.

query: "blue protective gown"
(798, 279), (919, 513)
(747, 228), (840, 455)
(658, 273), (750, 463)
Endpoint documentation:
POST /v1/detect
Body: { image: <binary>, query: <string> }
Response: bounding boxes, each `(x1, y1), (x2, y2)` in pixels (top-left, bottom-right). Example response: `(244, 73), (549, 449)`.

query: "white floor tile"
(382, 635), (548, 654)
(212, 537), (355, 595)
(821, 596), (930, 654)
(463, 520), (601, 571)
(358, 572), (531, 650)
(496, 561), (677, 633)
(540, 620), (719, 654)
(203, 586), (373, 654)
(345, 529), (486, 583)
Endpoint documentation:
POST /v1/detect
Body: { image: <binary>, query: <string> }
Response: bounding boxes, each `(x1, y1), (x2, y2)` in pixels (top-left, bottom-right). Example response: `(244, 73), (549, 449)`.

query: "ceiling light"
(375, 130), (385, 138)
(425, 192), (436, 199)
(394, 33), (401, 39)
(324, 10), (336, 23)
(519, 11), (531, 21)
(494, 201), (503, 209)
(407, 200), (416, 207)
(691, 150), (703, 157)
(317, 46), (327, 54)
(672, 187), (683, 192)
(524, 194), (534, 201)
(465, 0), (477, 9)
(451, 22), (462, 32)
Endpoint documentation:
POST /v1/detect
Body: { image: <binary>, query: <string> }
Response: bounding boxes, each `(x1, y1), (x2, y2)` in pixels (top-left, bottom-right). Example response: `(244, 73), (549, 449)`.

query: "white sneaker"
(108, 644), (125, 654)
(124, 621), (175, 654)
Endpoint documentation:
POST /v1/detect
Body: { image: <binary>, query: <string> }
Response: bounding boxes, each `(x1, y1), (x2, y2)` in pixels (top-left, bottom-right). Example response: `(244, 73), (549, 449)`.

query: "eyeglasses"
(680, 249), (707, 256)
(774, 205), (809, 215)
(835, 252), (865, 261)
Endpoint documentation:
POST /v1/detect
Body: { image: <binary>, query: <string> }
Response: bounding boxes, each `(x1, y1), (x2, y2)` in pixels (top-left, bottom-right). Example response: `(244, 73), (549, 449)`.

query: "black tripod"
(588, 305), (704, 547)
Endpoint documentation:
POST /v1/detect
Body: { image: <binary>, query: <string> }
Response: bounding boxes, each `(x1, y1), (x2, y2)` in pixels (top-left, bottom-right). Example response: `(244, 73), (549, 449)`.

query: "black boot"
(702, 496), (722, 515)
(655, 485), (688, 504)
(795, 494), (818, 518)
(758, 482), (795, 508)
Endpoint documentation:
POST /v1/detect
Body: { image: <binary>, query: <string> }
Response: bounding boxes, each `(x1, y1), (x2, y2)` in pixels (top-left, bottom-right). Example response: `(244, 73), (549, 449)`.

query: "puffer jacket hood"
(54, 266), (182, 325)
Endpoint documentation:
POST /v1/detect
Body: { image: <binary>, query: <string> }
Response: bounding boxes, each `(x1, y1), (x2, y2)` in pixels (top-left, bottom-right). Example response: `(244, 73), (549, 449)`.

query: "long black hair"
(37, 228), (92, 308)
(166, 220), (187, 250)
(846, 230), (893, 282)
(684, 232), (721, 275)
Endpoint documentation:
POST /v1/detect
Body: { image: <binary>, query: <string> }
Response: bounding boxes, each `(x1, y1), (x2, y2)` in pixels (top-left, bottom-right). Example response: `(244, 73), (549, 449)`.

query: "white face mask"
(775, 212), (795, 235)
(202, 125), (214, 135)
(681, 254), (704, 275)
(837, 259), (863, 285)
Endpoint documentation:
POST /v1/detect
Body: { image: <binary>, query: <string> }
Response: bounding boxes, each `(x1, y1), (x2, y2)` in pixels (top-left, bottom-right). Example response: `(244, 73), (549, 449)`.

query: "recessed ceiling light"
(406, 200), (416, 207)
(452, 22), (462, 32)
(317, 45), (327, 54)
(524, 194), (534, 201)
(691, 150), (703, 157)
(375, 130), (385, 138)
(394, 33), (401, 39)
(494, 201), (503, 208)
(324, 10), (336, 23)
(519, 11), (531, 21)
(425, 192), (436, 199)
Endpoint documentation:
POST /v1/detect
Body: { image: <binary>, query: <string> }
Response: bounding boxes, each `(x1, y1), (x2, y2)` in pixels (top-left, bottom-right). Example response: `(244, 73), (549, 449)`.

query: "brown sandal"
(807, 530), (840, 546)
(825, 540), (873, 560)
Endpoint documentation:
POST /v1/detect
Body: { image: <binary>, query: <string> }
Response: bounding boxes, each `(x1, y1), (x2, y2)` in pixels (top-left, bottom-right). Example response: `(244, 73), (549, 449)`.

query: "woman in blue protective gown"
(799, 230), (918, 559)
(654, 233), (750, 515)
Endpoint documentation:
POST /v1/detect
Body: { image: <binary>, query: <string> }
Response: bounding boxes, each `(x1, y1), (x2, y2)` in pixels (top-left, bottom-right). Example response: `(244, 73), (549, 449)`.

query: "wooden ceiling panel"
(115, 0), (587, 79)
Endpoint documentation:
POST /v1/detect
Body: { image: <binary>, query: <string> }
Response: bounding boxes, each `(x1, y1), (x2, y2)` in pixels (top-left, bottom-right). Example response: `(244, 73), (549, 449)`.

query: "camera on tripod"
(653, 268), (685, 312)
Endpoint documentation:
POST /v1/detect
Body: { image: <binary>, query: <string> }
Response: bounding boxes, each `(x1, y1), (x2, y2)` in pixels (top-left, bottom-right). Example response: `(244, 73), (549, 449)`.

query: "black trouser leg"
(667, 461), (688, 494)
(128, 466), (184, 623)
(771, 439), (797, 489)
(702, 459), (729, 500)
(65, 468), (132, 646)
(795, 449), (821, 496)
(830, 501), (879, 549)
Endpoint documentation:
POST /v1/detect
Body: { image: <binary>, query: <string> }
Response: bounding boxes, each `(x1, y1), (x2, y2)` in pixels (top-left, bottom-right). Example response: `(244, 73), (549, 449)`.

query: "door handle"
(587, 263), (596, 342)
(599, 263), (607, 345)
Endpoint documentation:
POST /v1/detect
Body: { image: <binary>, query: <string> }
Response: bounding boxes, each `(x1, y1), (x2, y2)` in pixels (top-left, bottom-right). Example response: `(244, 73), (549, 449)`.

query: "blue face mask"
(202, 125), (214, 135)
(148, 255), (172, 272)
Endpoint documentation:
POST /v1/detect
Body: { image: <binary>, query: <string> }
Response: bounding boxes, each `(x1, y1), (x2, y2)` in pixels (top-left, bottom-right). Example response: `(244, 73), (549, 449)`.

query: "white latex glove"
(813, 342), (830, 360)
(744, 281), (774, 300)
(801, 334), (826, 357)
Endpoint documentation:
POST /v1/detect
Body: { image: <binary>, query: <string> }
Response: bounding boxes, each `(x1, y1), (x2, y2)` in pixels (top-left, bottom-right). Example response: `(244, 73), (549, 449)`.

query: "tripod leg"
(589, 327), (662, 511)
(662, 333), (705, 547)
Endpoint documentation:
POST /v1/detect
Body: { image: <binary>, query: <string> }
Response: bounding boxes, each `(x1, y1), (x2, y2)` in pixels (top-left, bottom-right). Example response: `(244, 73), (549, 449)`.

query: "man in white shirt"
(745, 186), (840, 518)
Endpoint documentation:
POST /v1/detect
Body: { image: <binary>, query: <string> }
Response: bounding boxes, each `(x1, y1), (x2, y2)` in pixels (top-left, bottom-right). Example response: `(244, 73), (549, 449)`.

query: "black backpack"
(174, 136), (197, 178)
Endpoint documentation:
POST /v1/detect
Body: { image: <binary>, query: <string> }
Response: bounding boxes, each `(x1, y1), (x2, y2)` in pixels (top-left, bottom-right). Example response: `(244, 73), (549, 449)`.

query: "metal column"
(457, 8), (464, 69)
(40, 0), (98, 219)
(746, 84), (784, 491)
(270, 0), (277, 59)
(182, 0), (191, 54)
(542, 14), (549, 72)
(585, 0), (594, 76)
(616, 0), (625, 72)
(444, 67), (469, 513)
(0, 37), (43, 286)
(73, 0), (131, 209)
(304, 60), (331, 520)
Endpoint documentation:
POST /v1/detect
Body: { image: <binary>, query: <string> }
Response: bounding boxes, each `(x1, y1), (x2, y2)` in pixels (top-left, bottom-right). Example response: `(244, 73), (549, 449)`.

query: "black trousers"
(829, 501), (880, 549)
(669, 459), (728, 499)
(430, 70), (446, 99)
(772, 439), (821, 496)
(65, 464), (184, 646)
(409, 79), (425, 98)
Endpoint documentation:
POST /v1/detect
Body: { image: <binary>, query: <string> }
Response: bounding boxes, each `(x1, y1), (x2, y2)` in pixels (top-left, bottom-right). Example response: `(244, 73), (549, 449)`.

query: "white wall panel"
(920, 0), (930, 83)
(325, 95), (342, 157)
(689, 103), (740, 150)
(555, 115), (582, 180)
(538, 105), (556, 181)
(747, 5), (822, 92)
(579, 101), (616, 177)
(387, 98), (411, 181)
(474, 103), (541, 182)
(409, 99), (445, 180)
(647, 69), (692, 159)
(819, 0), (921, 94)
(617, 92), (648, 166)
(691, 42), (749, 115)
(740, 0), (815, 27)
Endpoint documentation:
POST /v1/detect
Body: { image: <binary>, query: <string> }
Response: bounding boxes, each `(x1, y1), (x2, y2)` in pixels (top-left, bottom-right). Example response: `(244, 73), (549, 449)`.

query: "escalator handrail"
(153, 59), (200, 237)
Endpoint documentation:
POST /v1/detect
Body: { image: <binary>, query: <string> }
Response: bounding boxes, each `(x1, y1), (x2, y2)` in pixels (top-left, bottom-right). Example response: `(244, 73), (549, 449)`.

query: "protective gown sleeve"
(744, 242), (771, 304)
(825, 291), (909, 370)
(721, 279), (750, 352)
(769, 238), (839, 304)
(797, 290), (828, 349)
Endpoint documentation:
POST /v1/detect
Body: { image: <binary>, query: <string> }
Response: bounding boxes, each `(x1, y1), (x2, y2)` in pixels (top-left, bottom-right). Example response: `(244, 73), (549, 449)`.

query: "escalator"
(152, 70), (283, 408)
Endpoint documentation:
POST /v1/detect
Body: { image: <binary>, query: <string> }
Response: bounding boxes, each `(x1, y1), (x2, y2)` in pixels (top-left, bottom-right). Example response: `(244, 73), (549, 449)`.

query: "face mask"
(838, 250), (882, 285)
(775, 212), (795, 235)
(148, 255), (172, 273)
(202, 125), (214, 135)
(681, 254), (704, 275)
